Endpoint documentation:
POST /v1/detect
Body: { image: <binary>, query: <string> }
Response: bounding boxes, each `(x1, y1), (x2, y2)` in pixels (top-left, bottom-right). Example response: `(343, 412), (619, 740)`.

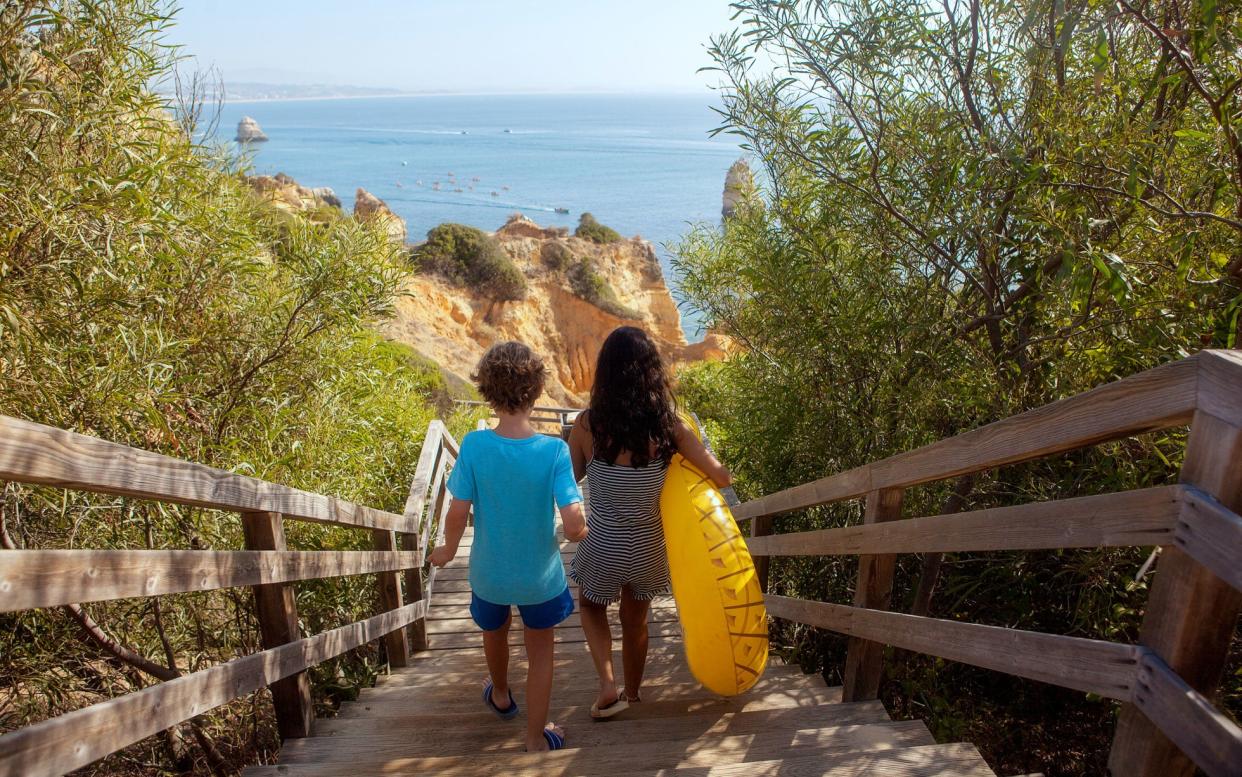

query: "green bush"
(0, 3), (479, 773)
(567, 258), (639, 319)
(574, 212), (622, 244)
(540, 240), (574, 271)
(414, 223), (527, 301)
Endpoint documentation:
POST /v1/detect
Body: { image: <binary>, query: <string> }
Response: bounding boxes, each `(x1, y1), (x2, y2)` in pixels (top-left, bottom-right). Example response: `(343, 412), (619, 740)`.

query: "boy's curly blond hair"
(472, 341), (546, 413)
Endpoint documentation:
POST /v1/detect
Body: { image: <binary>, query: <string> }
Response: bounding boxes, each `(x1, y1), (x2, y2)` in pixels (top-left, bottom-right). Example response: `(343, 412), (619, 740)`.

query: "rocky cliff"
(385, 214), (728, 407)
(245, 173), (726, 407)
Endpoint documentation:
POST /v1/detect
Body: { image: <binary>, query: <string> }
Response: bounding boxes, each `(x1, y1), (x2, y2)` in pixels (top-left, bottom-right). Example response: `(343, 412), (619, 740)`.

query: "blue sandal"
(482, 679), (519, 720)
(539, 725), (566, 751)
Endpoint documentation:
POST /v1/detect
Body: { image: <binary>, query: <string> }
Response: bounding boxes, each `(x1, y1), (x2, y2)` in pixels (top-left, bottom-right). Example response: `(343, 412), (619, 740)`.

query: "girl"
(567, 326), (731, 718)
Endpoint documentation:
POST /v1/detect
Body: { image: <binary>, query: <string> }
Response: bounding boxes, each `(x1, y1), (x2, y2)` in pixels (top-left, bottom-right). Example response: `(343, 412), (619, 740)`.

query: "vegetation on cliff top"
(676, 1), (1241, 774)
(574, 211), (623, 243)
(413, 222), (527, 301)
(0, 3), (476, 773)
(567, 258), (639, 319)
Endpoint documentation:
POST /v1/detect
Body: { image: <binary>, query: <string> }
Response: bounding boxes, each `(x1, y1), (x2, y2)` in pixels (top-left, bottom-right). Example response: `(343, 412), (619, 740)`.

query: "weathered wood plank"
(1174, 485), (1242, 593)
(747, 486), (1181, 558)
(766, 595), (1138, 699)
(241, 513), (312, 740)
(734, 356), (1199, 520)
(0, 549), (422, 611)
(1131, 650), (1242, 777)
(0, 600), (425, 777)
(1196, 349), (1242, 427)
(843, 488), (902, 702)
(241, 743), (994, 777)
(276, 720), (935, 768)
(372, 529), (408, 668)
(0, 415), (411, 532)
(1109, 411), (1242, 776)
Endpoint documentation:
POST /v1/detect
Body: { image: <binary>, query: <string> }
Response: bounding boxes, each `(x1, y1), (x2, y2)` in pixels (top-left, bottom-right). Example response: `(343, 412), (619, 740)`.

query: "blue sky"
(167, 1), (740, 93)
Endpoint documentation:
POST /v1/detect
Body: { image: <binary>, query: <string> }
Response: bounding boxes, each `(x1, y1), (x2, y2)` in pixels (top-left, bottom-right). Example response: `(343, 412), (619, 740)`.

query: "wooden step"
(371, 659), (803, 689)
(625, 743), (997, 776)
(264, 720), (935, 772)
(404, 641), (690, 666)
(357, 669), (827, 705)
(314, 700), (896, 752)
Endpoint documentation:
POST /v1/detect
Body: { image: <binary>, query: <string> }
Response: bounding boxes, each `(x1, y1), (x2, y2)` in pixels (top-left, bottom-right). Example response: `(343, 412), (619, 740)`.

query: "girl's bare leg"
(619, 592), (651, 700)
(578, 592), (619, 709)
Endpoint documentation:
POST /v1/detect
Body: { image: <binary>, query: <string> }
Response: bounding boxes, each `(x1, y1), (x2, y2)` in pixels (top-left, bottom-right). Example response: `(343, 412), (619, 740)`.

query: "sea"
(214, 93), (743, 340)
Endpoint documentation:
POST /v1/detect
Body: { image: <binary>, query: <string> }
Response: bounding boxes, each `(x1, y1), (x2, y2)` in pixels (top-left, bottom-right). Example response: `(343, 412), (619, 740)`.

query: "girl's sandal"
(482, 679), (519, 720)
(589, 695), (629, 720)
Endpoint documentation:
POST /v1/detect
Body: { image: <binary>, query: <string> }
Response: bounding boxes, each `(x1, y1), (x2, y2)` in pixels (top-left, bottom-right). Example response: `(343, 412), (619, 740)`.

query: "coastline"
(223, 88), (714, 105)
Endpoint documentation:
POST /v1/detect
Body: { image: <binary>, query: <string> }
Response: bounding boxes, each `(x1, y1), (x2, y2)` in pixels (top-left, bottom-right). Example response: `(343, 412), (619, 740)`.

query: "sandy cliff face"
(384, 215), (728, 406)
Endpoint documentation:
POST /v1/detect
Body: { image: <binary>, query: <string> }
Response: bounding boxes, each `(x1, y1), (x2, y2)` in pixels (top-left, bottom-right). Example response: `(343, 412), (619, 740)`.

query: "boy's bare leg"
(578, 593), (619, 709)
(523, 624), (561, 751)
(482, 612), (513, 708)
(619, 593), (651, 701)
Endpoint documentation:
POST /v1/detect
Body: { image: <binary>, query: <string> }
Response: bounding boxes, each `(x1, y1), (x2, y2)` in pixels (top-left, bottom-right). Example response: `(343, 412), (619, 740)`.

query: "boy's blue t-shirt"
(446, 429), (582, 605)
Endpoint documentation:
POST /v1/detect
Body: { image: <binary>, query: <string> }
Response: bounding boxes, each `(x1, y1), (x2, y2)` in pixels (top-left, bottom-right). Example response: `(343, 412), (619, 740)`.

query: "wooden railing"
(0, 416), (459, 777)
(737, 350), (1242, 777)
(455, 398), (581, 427)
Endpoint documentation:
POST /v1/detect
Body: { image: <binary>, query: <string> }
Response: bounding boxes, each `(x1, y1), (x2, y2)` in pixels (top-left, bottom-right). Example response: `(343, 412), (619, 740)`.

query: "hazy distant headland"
(220, 82), (409, 102)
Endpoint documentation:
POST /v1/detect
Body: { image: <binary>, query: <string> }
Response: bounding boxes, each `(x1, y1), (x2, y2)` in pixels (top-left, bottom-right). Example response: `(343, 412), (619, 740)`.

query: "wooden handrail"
(742, 350), (1242, 777)
(734, 354), (1204, 520)
(0, 415), (413, 533)
(0, 417), (460, 774)
(0, 549), (422, 611)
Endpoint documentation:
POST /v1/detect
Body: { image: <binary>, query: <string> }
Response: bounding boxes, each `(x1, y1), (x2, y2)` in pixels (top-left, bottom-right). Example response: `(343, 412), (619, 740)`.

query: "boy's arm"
(673, 419), (732, 489)
(560, 501), (588, 542)
(428, 498), (471, 567)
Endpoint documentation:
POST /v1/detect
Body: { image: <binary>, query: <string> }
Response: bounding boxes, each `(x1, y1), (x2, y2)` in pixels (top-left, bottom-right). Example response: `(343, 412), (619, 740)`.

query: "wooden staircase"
(243, 529), (997, 776)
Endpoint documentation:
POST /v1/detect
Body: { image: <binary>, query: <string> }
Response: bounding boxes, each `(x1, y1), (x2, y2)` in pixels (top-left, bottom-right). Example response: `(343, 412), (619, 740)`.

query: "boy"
(429, 341), (587, 752)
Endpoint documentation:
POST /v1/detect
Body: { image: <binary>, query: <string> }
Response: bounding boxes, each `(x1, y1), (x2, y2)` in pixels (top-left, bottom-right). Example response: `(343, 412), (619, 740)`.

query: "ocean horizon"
(214, 93), (743, 340)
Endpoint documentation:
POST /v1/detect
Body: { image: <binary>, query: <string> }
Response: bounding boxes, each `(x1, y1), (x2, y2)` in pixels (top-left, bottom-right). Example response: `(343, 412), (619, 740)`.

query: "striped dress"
(569, 456), (670, 604)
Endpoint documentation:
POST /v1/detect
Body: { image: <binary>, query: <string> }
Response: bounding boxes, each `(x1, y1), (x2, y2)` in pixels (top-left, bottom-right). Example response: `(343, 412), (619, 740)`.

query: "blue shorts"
(470, 587), (574, 631)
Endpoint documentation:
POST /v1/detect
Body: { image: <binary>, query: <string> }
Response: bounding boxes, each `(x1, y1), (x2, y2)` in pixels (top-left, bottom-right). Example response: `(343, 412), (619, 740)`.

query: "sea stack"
(722, 158), (755, 220)
(353, 188), (407, 244)
(236, 116), (268, 143)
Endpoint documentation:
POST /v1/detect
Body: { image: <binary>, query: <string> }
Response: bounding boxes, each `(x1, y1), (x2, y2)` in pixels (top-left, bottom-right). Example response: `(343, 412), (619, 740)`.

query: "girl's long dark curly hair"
(588, 326), (678, 467)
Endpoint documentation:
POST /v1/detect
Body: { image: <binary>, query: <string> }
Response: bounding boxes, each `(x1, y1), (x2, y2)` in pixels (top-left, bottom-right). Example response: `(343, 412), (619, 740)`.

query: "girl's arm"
(567, 412), (591, 482)
(428, 498), (471, 567)
(673, 419), (732, 489)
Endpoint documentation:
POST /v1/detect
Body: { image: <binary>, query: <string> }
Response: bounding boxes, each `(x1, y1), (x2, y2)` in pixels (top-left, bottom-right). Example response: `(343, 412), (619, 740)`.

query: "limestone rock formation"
(384, 214), (730, 406)
(722, 158), (756, 220)
(247, 173), (337, 215)
(353, 188), (407, 244)
(235, 116), (268, 143)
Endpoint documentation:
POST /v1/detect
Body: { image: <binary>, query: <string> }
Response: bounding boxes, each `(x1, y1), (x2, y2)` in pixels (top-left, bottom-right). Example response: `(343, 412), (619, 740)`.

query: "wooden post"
(401, 530), (429, 651)
(373, 528), (409, 667)
(842, 487), (904, 702)
(240, 512), (314, 739)
(751, 515), (773, 592)
(1108, 411), (1242, 776)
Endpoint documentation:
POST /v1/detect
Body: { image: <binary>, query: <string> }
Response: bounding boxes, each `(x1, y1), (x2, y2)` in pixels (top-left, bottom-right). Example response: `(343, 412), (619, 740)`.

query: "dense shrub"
(540, 240), (574, 271)
(678, 2), (1242, 775)
(414, 222), (527, 300)
(567, 258), (638, 319)
(574, 212), (622, 243)
(0, 3), (479, 774)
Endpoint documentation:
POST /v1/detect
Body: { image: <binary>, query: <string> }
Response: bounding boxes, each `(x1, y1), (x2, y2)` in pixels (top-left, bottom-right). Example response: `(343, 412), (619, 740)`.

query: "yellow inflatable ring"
(660, 447), (768, 695)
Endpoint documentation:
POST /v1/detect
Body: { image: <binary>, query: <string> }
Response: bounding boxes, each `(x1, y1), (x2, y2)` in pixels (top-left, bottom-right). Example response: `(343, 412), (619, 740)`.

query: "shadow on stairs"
(243, 530), (997, 777)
